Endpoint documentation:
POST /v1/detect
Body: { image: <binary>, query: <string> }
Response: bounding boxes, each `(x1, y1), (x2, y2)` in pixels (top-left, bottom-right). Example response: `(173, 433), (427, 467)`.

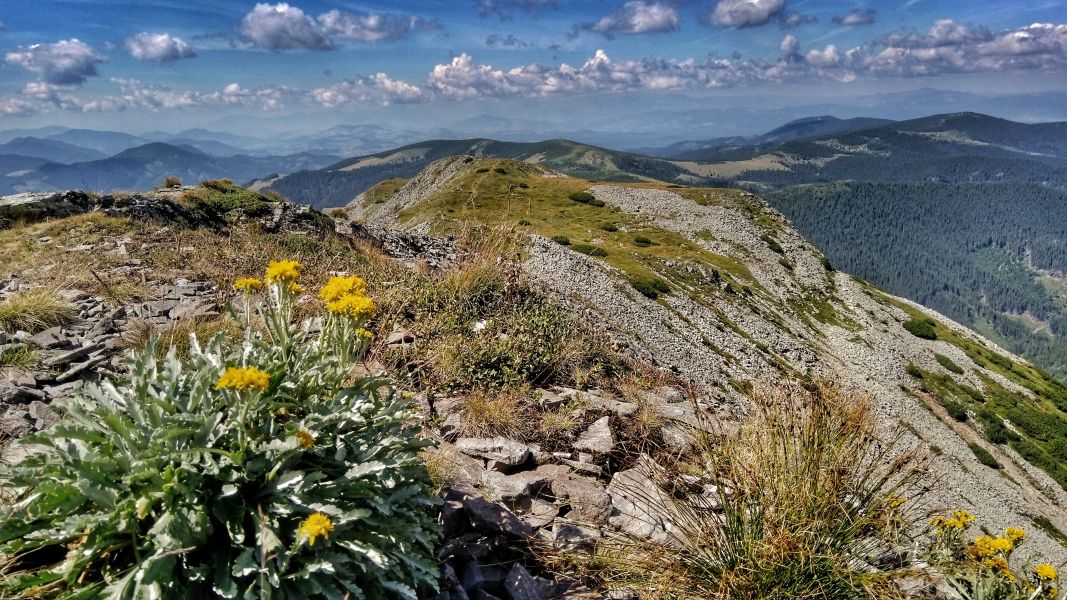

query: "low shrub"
(162, 175), (182, 188)
(476, 167), (490, 173)
(518, 182), (529, 189)
(601, 223), (618, 232)
(0, 289), (77, 333)
(935, 353), (964, 374)
(629, 275), (670, 300)
(517, 219), (532, 226)
(903, 317), (938, 340)
(633, 236), (653, 247)
(968, 442), (1000, 468)
(569, 191), (605, 207)
(821, 256), (834, 272)
(761, 234), (784, 255)
(551, 235), (571, 246)
(572, 244), (608, 257)
(0, 264), (438, 599)
(183, 180), (273, 218)
(494, 167), (508, 175)
(944, 399), (969, 422)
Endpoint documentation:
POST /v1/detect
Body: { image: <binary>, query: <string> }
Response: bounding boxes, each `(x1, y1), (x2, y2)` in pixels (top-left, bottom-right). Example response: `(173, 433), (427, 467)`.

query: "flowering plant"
(0, 261), (437, 598)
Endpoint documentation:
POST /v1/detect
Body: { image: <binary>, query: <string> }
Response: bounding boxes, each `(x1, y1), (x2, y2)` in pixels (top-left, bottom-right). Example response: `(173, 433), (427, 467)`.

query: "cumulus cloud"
(582, 1), (680, 38)
(125, 32), (197, 63)
(709, 0), (786, 28)
(833, 9), (876, 26)
(318, 10), (439, 43)
(5, 39), (104, 85)
(310, 73), (425, 106)
(780, 12), (816, 29)
(240, 3), (332, 50)
(486, 33), (529, 47)
(239, 3), (435, 50)
(475, 0), (557, 20)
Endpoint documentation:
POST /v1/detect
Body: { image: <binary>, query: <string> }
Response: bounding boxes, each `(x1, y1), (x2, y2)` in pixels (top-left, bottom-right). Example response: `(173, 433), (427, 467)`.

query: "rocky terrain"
(5, 162), (1067, 598)
(350, 156), (1067, 572)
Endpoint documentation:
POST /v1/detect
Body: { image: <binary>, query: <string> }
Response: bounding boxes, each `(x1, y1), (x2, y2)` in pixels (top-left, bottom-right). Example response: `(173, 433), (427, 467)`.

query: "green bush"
(944, 400), (969, 422)
(601, 223), (618, 232)
(568, 191), (605, 207)
(494, 167), (508, 175)
(633, 236), (653, 247)
(903, 317), (938, 340)
(571, 244), (608, 257)
(0, 266), (438, 599)
(761, 234), (784, 255)
(630, 275), (670, 300)
(185, 180), (273, 218)
(935, 353), (964, 374)
(551, 235), (571, 246)
(518, 182), (529, 188)
(968, 442), (1001, 468)
(476, 167), (490, 173)
(821, 256), (835, 272)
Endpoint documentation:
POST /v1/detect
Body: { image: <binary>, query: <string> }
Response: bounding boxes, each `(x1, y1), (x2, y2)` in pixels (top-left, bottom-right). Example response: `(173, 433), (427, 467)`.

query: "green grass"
(182, 179), (273, 218)
(0, 344), (37, 368)
(935, 353), (964, 374)
(361, 178), (408, 205)
(396, 159), (764, 301)
(0, 290), (77, 334)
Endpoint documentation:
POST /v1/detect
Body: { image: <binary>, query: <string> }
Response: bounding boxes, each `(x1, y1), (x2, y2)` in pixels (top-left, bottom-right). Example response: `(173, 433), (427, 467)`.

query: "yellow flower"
(931, 514), (965, 534)
(325, 294), (375, 320)
(265, 259), (303, 284)
(953, 509), (976, 526)
(234, 277), (263, 291)
(1005, 527), (1026, 542)
(298, 512), (333, 546)
(296, 430), (315, 448)
(355, 327), (374, 339)
(886, 495), (906, 509)
(967, 536), (996, 559)
(1036, 564), (1058, 581)
(288, 282), (303, 295)
(318, 276), (367, 303)
(215, 366), (270, 392)
(990, 537), (1014, 554)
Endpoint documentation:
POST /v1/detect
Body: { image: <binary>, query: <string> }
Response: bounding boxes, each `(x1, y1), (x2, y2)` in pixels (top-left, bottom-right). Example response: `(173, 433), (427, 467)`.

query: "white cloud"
(710, 0), (786, 28)
(310, 73), (425, 106)
(780, 12), (816, 29)
(833, 9), (876, 27)
(805, 44), (842, 67)
(125, 32), (197, 63)
(5, 39), (104, 85)
(587, 1), (680, 38)
(239, 3), (333, 51)
(239, 3), (436, 50)
(317, 10), (439, 43)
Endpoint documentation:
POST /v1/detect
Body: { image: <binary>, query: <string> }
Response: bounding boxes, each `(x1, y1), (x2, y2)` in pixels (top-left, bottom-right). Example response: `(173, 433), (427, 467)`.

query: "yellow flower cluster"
(298, 512), (333, 546)
(355, 327), (374, 339)
(1005, 527), (1026, 543)
(265, 259), (303, 284)
(318, 276), (375, 320)
(234, 277), (263, 291)
(215, 366), (270, 392)
(1036, 563), (1058, 581)
(296, 429), (315, 448)
(966, 535), (1014, 559)
(931, 509), (976, 534)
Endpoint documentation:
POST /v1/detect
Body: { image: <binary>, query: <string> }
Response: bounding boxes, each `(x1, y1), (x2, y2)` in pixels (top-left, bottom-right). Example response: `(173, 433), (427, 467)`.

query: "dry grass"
(122, 316), (242, 359)
(460, 390), (526, 438)
(0, 290), (78, 334)
(567, 379), (930, 600)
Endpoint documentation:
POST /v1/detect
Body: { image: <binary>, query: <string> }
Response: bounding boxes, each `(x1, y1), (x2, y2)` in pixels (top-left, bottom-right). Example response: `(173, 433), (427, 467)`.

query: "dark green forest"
(769, 182), (1067, 378)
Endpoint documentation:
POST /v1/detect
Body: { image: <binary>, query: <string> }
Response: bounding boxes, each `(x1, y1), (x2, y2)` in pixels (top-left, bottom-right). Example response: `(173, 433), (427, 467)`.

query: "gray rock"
(518, 498), (559, 529)
(386, 325), (415, 346)
(455, 437), (533, 472)
(503, 564), (553, 600)
(43, 342), (102, 367)
(28, 400), (60, 429)
(463, 495), (533, 538)
(0, 415), (33, 437)
(573, 416), (614, 454)
(553, 474), (611, 524)
(606, 466), (674, 542)
(28, 327), (71, 349)
(547, 519), (601, 551)
(483, 465), (566, 504)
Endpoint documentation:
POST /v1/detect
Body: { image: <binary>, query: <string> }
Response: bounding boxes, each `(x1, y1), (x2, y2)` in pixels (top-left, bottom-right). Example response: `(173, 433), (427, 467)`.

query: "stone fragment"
(573, 416), (614, 454)
(503, 564), (553, 600)
(455, 437), (533, 472)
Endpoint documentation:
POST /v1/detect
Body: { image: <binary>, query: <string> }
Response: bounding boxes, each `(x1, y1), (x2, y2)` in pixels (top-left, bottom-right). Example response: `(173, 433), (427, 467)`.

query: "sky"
(1, 0), (1067, 139)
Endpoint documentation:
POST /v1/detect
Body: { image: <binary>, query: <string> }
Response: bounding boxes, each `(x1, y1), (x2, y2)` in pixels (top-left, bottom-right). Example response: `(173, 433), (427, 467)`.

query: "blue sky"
(1, 0), (1066, 137)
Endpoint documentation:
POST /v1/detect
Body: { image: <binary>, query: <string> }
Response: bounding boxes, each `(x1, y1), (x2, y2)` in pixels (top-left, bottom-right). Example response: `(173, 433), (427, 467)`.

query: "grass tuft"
(0, 290), (77, 334)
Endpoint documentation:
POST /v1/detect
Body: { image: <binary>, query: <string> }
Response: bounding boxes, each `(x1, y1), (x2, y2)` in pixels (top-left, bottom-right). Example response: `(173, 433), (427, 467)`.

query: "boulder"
(456, 437), (533, 472)
(573, 416), (614, 454)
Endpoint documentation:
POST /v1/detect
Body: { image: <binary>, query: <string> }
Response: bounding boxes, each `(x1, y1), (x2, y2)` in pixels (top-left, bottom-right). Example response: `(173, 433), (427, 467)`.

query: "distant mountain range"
(0, 138), (339, 195)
